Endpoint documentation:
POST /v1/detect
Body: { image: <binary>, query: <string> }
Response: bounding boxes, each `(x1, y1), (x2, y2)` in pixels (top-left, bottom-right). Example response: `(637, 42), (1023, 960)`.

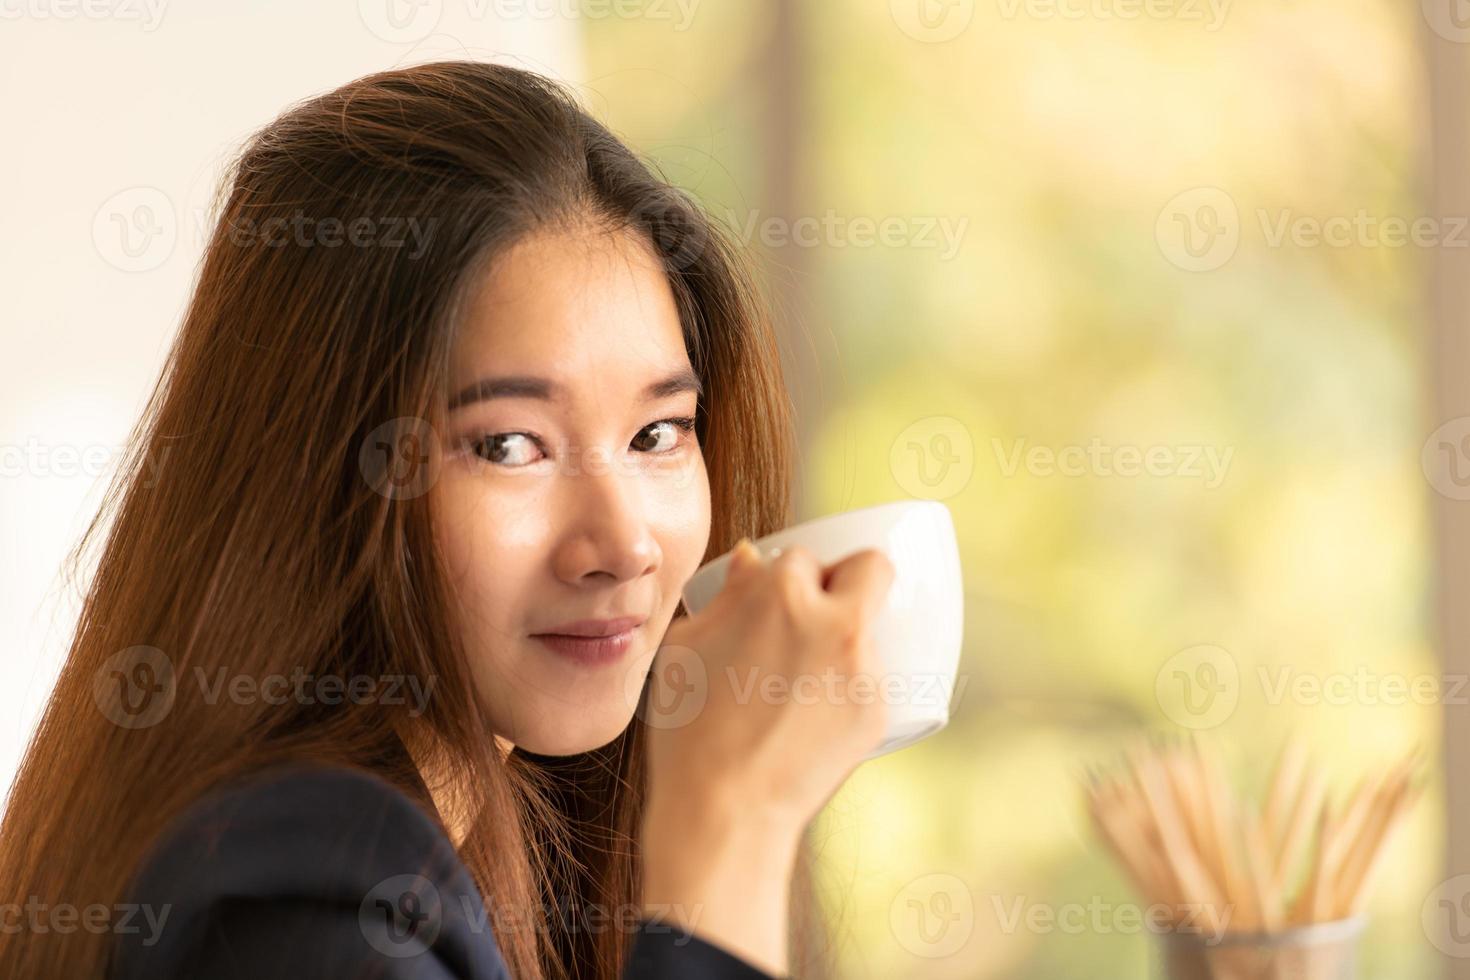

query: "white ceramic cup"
(680, 500), (964, 760)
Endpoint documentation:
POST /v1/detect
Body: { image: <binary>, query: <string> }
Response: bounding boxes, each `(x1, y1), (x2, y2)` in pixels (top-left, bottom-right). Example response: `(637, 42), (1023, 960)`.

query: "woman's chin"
(509, 711), (636, 757)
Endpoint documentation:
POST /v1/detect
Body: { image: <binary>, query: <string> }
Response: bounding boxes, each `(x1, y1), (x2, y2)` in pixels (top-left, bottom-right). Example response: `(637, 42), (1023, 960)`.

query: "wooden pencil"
(1198, 741), (1256, 931)
(1083, 736), (1421, 951)
(1272, 768), (1327, 897)
(1262, 737), (1308, 851)
(1344, 780), (1418, 917)
(1129, 742), (1225, 934)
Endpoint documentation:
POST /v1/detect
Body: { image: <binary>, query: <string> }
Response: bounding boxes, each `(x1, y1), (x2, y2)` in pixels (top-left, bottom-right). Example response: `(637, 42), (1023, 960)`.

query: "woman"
(0, 61), (894, 979)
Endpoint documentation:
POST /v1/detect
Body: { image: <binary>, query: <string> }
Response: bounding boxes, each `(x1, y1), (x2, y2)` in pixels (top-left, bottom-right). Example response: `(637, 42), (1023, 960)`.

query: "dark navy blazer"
(109, 764), (776, 979)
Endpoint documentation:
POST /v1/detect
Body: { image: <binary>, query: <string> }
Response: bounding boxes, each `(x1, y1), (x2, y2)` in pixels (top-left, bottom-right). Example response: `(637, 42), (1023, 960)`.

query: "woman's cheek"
(436, 468), (508, 577)
(433, 485), (539, 659)
(658, 452), (711, 578)
(437, 458), (548, 546)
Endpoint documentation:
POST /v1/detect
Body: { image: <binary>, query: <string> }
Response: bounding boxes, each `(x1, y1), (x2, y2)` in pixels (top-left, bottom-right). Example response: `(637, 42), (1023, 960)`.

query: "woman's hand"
(638, 540), (895, 977)
(646, 539), (896, 826)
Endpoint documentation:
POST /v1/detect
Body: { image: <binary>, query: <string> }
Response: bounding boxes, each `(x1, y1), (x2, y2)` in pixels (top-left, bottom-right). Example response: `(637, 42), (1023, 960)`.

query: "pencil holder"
(1151, 916), (1366, 980)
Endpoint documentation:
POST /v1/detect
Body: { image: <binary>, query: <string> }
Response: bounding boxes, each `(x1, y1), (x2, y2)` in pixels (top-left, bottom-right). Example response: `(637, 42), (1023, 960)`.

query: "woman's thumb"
(727, 537), (761, 577)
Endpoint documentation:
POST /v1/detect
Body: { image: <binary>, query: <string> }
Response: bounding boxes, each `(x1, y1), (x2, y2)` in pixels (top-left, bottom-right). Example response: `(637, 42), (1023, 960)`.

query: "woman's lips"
(530, 624), (640, 667)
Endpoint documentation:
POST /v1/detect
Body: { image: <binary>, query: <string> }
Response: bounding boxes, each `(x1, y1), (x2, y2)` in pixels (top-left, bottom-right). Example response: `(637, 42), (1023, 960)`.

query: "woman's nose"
(549, 446), (660, 585)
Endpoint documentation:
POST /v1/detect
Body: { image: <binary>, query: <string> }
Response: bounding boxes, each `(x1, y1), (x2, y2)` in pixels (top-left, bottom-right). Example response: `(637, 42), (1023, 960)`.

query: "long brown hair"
(0, 60), (816, 980)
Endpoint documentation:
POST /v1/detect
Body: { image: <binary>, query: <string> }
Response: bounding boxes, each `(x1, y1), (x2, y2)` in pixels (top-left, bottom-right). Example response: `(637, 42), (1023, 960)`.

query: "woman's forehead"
(449, 225), (692, 402)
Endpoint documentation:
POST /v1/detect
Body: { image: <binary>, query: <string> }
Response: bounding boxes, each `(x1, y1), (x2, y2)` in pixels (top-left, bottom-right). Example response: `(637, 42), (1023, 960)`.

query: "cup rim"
(696, 500), (946, 568)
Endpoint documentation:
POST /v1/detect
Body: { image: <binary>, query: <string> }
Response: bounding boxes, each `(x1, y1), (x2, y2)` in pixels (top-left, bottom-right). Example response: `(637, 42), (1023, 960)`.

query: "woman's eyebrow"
(448, 367), (703, 411)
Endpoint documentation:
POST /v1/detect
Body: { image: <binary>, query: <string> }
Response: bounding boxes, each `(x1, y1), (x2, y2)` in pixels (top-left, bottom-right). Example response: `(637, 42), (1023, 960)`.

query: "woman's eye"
(469, 432), (541, 467)
(632, 416), (696, 454)
(464, 416), (695, 469)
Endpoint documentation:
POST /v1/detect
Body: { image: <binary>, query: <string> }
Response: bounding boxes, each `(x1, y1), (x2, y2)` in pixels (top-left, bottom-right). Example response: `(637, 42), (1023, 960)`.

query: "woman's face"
(430, 222), (711, 756)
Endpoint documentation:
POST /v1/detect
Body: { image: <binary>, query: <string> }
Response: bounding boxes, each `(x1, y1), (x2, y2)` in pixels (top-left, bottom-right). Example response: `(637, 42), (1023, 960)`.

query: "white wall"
(0, 0), (584, 802)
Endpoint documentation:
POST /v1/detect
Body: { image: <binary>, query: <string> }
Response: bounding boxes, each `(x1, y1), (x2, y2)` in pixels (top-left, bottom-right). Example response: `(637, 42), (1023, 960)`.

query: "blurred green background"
(583, 2), (1437, 977)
